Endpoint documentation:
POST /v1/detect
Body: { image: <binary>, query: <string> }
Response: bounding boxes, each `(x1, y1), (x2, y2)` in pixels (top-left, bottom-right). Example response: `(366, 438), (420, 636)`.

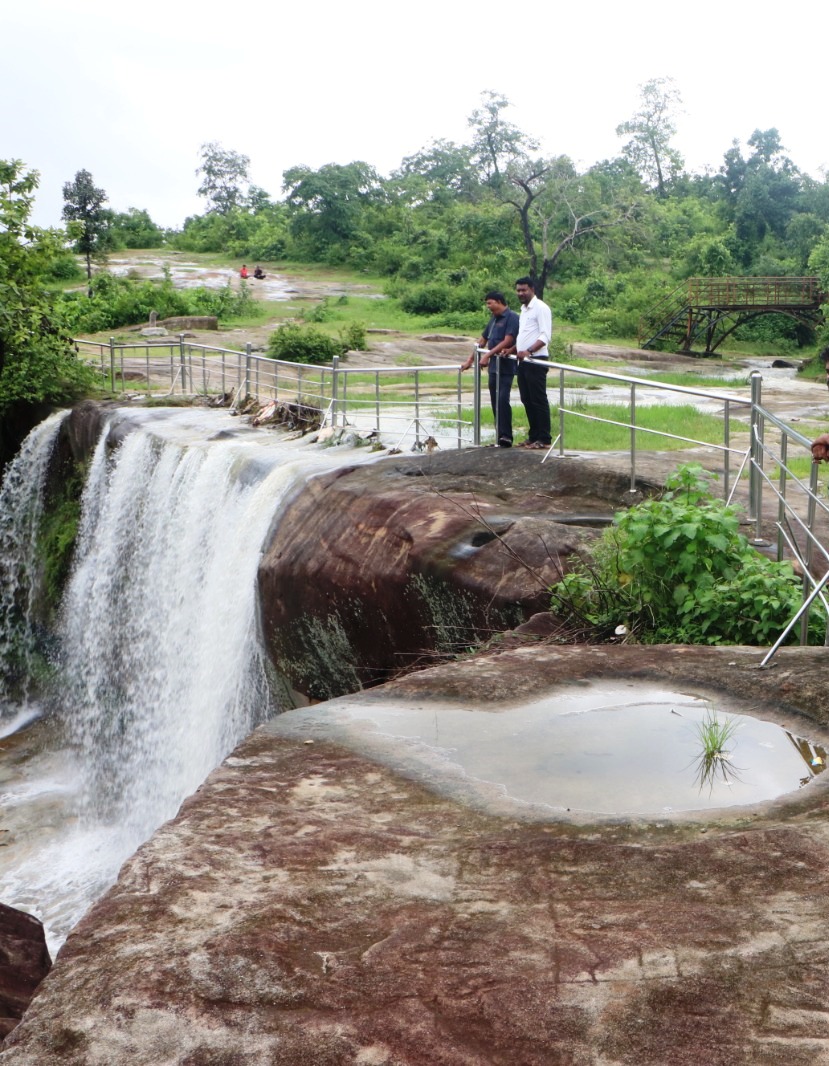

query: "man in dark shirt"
(461, 291), (520, 446)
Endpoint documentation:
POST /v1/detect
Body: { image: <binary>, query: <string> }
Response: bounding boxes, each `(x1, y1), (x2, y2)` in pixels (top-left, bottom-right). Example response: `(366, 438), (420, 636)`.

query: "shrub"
(58, 269), (253, 333)
(267, 323), (344, 364)
(552, 463), (822, 646)
(399, 283), (450, 315)
(46, 253), (83, 281)
(338, 321), (367, 351)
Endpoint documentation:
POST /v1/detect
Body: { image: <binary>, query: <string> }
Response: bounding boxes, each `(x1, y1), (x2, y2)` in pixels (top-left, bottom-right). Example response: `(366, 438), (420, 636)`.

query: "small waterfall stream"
(0, 407), (373, 953)
(0, 411), (69, 715)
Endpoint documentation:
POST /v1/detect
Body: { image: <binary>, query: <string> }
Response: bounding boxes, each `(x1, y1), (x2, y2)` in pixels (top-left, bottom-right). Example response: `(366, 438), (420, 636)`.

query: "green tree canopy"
(282, 161), (384, 260)
(0, 160), (95, 414)
(62, 169), (111, 295)
(616, 77), (684, 198)
(196, 142), (251, 215)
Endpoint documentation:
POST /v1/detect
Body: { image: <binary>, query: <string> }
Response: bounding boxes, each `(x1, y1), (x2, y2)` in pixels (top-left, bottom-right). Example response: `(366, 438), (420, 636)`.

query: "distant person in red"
(239, 265), (249, 279)
(253, 265), (266, 279)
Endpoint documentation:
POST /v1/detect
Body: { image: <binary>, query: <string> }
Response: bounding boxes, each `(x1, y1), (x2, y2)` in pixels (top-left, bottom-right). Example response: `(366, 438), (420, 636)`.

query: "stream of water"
(0, 408), (374, 954)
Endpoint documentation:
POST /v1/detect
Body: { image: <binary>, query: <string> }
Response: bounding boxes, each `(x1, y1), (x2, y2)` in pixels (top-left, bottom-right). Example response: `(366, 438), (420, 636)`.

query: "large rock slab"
(0, 905), (50, 1041)
(5, 644), (829, 1064)
(258, 450), (662, 699)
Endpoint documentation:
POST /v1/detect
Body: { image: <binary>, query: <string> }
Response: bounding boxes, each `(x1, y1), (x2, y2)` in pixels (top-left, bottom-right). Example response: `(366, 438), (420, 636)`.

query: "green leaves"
(0, 160), (96, 412)
(552, 463), (821, 646)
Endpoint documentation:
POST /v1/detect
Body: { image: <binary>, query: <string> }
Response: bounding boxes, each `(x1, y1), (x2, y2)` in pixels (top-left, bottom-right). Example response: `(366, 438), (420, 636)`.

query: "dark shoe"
(525, 441), (547, 450)
(498, 438), (512, 448)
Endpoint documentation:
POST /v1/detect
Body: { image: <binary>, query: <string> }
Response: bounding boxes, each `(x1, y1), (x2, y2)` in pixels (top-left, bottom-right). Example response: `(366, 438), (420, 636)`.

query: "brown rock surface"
(258, 450), (663, 698)
(0, 905), (51, 1041)
(5, 644), (829, 1064)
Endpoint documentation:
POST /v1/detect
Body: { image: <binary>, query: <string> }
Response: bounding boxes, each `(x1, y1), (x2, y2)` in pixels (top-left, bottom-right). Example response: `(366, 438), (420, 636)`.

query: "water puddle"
(268, 681), (827, 819)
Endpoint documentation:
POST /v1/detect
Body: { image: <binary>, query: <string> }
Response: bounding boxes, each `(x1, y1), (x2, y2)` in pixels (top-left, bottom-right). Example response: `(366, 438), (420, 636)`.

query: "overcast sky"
(3, 0), (827, 230)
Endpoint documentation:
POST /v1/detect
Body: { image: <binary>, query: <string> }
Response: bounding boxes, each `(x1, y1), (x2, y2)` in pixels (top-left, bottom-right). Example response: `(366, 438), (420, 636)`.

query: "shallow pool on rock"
(271, 682), (827, 818)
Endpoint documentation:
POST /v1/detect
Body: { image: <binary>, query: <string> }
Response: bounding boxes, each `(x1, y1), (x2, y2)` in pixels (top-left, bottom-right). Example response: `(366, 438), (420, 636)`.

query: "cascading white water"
(0, 411), (68, 714)
(0, 407), (376, 953)
(60, 413), (282, 835)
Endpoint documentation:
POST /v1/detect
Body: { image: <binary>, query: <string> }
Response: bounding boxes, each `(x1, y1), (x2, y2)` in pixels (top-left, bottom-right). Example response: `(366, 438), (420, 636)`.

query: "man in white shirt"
(514, 276), (553, 449)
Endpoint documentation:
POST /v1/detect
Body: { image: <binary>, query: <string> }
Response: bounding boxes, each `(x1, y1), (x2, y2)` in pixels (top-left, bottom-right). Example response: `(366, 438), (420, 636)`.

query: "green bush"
(552, 463), (821, 646)
(58, 269), (253, 333)
(399, 283), (450, 315)
(46, 253), (83, 281)
(338, 321), (368, 351)
(267, 323), (345, 364)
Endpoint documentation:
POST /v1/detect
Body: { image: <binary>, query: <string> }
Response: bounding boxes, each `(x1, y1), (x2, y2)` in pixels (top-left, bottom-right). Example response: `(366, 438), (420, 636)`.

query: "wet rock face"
(4, 645), (829, 1065)
(0, 904), (51, 1040)
(258, 450), (661, 699)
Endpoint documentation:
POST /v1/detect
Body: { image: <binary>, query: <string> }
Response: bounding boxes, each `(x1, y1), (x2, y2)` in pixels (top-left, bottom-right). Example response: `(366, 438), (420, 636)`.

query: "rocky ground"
(4, 261), (829, 1063)
(4, 645), (829, 1065)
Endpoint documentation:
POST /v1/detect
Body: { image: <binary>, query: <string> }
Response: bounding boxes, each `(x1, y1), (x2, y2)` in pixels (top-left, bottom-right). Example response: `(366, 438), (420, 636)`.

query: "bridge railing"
(686, 276), (822, 308)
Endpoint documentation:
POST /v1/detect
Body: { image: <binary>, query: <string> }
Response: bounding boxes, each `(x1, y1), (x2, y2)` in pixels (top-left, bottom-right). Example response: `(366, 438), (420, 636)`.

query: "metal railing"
(742, 402), (829, 662)
(75, 335), (829, 658)
(75, 335), (475, 450)
(544, 360), (754, 506)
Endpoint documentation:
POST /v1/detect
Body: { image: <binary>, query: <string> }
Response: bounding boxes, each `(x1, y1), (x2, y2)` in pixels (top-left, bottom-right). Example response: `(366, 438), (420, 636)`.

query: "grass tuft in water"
(692, 708), (741, 794)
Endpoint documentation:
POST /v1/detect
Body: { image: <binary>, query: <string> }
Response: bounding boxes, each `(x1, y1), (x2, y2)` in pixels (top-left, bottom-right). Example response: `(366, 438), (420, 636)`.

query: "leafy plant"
(0, 160), (96, 413)
(338, 321), (367, 351)
(267, 323), (345, 364)
(552, 463), (823, 646)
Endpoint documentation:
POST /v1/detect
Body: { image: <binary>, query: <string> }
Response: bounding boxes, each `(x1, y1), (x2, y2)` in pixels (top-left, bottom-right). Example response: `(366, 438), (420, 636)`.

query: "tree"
(196, 142), (251, 215)
(109, 207), (165, 249)
(717, 129), (801, 255)
(393, 139), (480, 204)
(504, 156), (639, 298)
(282, 162), (384, 260)
(467, 91), (537, 188)
(62, 169), (111, 295)
(616, 77), (684, 198)
(0, 160), (95, 414)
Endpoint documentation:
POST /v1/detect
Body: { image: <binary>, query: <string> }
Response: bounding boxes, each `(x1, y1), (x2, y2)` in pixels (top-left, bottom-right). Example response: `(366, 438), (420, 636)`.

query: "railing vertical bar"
(629, 382), (637, 493)
(558, 368), (565, 456)
(777, 436), (787, 563)
(415, 369), (421, 445)
(801, 462), (820, 644)
(331, 356), (340, 429)
(456, 369), (462, 450)
(723, 401), (730, 502)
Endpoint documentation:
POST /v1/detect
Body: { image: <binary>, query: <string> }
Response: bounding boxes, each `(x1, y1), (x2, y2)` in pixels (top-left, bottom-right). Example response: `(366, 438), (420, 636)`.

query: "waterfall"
(0, 411), (68, 716)
(59, 413), (282, 837)
(0, 407), (373, 951)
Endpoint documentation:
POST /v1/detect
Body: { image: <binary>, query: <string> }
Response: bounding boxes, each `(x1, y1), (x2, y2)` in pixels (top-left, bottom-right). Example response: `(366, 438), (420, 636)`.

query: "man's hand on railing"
(811, 434), (829, 462)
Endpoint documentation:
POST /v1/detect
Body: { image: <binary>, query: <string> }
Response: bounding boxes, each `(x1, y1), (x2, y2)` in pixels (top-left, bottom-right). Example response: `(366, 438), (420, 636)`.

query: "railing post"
(109, 336), (116, 393)
(558, 368), (565, 456)
(629, 382), (637, 493)
(776, 435), (787, 563)
(748, 371), (763, 538)
(179, 333), (187, 394)
(414, 369), (421, 445)
(457, 369), (462, 450)
(801, 461), (820, 644)
(723, 401), (731, 502)
(376, 370), (381, 437)
(472, 348), (481, 446)
(331, 355), (340, 428)
(244, 343), (252, 403)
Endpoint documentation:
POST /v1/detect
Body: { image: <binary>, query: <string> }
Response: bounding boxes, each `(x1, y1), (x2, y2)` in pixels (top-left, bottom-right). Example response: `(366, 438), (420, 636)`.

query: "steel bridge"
(639, 276), (825, 355)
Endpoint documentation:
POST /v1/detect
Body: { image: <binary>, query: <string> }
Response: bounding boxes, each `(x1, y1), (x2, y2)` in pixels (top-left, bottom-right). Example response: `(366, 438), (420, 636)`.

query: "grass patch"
(445, 401), (725, 450)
